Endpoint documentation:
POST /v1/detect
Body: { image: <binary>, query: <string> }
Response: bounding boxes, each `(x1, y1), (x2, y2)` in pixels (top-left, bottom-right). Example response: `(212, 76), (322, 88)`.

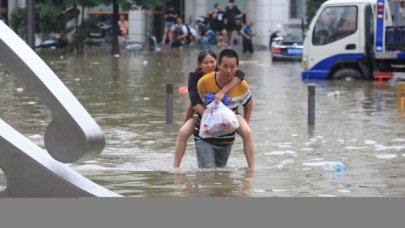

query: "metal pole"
(166, 84), (173, 124)
(397, 82), (405, 110)
(308, 84), (315, 125)
(26, 0), (35, 49)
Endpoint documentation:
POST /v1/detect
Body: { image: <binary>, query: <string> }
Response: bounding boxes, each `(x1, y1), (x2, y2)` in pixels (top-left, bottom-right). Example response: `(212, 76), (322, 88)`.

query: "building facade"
(4, 0), (404, 48)
(3, 0), (304, 48)
(141, 0), (306, 47)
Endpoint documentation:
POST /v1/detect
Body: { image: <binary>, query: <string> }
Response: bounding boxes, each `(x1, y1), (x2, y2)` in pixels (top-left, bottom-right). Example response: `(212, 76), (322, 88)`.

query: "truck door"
(307, 5), (362, 78)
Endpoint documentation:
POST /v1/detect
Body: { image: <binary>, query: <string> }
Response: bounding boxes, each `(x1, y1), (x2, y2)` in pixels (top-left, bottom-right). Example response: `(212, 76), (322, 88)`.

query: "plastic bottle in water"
(322, 162), (347, 173)
(327, 91), (340, 97)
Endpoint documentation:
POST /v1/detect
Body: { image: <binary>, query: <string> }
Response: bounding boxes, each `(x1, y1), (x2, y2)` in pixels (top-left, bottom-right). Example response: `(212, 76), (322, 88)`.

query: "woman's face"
(198, 54), (217, 74)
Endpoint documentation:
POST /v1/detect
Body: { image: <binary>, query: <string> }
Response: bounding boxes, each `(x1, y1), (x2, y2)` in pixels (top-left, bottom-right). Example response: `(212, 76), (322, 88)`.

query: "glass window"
(290, 0), (304, 19)
(312, 6), (358, 46)
(290, 0), (298, 18)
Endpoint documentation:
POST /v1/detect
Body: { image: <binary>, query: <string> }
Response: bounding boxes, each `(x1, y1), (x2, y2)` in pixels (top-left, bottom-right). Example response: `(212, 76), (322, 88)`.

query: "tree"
(37, 1), (59, 39)
(72, 1), (99, 54)
(10, 7), (26, 36)
(20, 0), (167, 54)
(306, 0), (327, 27)
(98, 0), (168, 55)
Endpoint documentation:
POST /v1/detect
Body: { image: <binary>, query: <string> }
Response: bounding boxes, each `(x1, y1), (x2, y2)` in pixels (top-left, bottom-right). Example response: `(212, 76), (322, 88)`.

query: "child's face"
(199, 54), (217, 74)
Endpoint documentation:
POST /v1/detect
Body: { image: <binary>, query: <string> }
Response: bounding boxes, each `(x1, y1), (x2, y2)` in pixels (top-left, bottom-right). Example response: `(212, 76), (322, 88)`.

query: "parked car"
(270, 27), (304, 61)
(0, 15), (6, 24)
(35, 34), (67, 49)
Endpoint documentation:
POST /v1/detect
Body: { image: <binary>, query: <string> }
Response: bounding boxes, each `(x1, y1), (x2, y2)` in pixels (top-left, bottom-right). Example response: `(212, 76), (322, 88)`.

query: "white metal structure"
(0, 20), (121, 197)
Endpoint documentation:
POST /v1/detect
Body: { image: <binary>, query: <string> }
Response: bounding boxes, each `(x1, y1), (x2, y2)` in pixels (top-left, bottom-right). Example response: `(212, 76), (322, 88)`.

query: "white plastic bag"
(199, 101), (239, 138)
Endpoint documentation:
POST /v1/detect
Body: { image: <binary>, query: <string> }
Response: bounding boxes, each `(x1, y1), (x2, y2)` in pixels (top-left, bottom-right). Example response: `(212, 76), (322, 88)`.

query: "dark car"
(270, 27), (303, 61)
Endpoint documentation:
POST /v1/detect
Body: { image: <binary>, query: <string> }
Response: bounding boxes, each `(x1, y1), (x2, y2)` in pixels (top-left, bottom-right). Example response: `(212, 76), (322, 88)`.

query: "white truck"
(301, 0), (405, 80)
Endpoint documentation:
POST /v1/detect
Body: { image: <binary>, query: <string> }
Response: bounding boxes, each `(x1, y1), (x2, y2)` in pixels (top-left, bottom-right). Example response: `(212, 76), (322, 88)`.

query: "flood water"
(1, 49), (405, 197)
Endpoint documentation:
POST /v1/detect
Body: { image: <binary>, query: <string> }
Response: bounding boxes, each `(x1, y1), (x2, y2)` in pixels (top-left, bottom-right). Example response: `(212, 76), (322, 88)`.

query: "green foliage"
(124, 0), (169, 10)
(89, 0), (168, 10)
(70, 0), (99, 8)
(66, 0), (168, 9)
(64, 6), (80, 22)
(37, 1), (60, 34)
(72, 25), (88, 45)
(306, 0), (327, 26)
(76, 0), (168, 55)
(22, 0), (168, 54)
(10, 7), (26, 33)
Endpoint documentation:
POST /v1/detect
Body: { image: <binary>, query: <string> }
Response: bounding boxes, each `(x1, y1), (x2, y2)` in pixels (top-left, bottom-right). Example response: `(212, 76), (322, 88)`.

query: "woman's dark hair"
(197, 50), (217, 64)
(196, 50), (217, 72)
(218, 49), (239, 65)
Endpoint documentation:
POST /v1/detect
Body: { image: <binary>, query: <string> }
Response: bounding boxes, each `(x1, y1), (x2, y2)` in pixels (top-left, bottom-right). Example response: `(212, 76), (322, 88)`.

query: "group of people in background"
(161, 0), (256, 54)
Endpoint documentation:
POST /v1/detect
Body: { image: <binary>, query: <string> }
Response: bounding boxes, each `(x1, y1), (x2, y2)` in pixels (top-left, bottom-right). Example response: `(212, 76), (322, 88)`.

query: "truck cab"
(302, 0), (405, 80)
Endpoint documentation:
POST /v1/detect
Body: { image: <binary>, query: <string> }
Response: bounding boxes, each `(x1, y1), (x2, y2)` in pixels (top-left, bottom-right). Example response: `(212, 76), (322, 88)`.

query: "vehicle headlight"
(302, 57), (308, 70)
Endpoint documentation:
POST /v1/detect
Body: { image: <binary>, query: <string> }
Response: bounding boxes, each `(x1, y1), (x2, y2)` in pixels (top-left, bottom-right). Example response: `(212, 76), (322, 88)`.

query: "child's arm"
(188, 72), (203, 105)
(214, 69), (245, 103)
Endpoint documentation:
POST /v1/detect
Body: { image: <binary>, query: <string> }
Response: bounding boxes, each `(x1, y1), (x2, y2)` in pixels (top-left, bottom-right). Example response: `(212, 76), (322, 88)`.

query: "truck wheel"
(333, 68), (362, 80)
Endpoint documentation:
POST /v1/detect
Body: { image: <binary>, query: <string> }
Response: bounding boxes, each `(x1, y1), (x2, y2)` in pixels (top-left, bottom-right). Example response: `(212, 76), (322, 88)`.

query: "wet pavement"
(1, 48), (405, 197)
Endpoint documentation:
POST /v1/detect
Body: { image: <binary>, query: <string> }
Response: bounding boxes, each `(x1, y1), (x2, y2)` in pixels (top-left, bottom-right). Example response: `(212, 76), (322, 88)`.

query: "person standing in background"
(240, 21), (255, 53)
(169, 17), (188, 55)
(118, 14), (129, 43)
(224, 0), (243, 47)
(161, 6), (178, 44)
(196, 18), (215, 50)
(210, 3), (227, 47)
(233, 15), (243, 46)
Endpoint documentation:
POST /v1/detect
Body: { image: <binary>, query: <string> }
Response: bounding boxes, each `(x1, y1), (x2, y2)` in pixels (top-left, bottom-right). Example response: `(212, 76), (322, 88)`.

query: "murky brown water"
(1, 48), (405, 197)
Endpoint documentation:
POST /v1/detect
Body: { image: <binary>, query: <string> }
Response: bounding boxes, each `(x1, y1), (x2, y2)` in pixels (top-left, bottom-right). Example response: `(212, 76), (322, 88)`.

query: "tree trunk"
(80, 5), (85, 54)
(26, 0), (35, 49)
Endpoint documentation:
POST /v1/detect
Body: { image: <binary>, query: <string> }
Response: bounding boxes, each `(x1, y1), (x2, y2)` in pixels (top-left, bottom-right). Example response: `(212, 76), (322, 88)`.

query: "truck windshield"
(313, 6), (358, 46)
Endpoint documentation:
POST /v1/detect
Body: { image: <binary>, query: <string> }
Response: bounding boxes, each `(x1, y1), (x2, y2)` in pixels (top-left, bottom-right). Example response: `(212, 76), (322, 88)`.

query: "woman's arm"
(187, 71), (206, 115)
(188, 71), (204, 107)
